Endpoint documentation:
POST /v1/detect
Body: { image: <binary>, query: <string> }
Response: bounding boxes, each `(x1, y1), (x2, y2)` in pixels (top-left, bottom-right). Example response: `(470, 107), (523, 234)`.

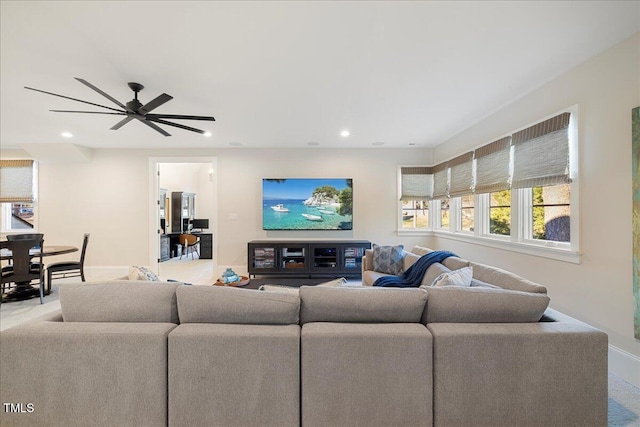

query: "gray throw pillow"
(372, 244), (404, 275)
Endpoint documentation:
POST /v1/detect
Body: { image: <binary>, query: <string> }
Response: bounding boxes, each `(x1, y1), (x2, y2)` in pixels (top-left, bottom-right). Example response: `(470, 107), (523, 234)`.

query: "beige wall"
(430, 33), (640, 377)
(3, 147), (432, 269)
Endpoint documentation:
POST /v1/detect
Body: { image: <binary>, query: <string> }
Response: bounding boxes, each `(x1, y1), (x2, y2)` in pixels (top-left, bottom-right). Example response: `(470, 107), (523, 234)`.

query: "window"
(398, 166), (432, 233)
(0, 160), (37, 231)
(529, 184), (570, 242)
(428, 107), (578, 262)
(401, 200), (429, 230)
(440, 198), (450, 229)
(460, 195), (474, 232)
(489, 190), (511, 236)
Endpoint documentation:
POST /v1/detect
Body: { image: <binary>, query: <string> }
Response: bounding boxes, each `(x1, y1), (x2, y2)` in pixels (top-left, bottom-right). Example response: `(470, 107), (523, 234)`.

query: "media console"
(248, 240), (371, 278)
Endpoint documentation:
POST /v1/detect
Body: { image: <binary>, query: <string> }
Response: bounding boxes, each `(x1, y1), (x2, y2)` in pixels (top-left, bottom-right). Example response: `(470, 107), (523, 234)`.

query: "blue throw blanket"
(373, 250), (458, 288)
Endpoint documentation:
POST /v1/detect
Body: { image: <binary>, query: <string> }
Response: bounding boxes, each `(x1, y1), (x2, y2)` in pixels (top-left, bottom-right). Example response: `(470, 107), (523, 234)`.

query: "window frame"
(397, 166), (432, 236)
(0, 159), (39, 233)
(428, 106), (580, 263)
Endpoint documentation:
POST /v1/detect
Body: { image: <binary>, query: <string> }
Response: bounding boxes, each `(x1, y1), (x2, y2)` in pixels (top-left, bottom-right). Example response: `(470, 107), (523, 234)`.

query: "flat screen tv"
(263, 178), (353, 230)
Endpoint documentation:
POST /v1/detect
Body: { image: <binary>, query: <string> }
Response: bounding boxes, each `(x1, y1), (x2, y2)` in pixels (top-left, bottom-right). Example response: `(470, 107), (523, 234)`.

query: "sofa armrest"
(427, 318), (607, 427)
(0, 320), (177, 427)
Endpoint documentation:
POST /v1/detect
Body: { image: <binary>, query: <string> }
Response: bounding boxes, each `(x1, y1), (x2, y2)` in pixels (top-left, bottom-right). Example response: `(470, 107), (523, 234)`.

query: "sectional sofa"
(0, 250), (608, 427)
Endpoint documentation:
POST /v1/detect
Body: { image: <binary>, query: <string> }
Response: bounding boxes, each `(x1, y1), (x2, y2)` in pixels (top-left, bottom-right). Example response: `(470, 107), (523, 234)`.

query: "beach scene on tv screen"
(263, 178), (353, 230)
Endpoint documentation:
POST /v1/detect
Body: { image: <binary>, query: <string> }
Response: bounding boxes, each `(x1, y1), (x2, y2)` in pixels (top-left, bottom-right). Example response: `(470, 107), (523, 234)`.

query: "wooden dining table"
(1, 245), (78, 301)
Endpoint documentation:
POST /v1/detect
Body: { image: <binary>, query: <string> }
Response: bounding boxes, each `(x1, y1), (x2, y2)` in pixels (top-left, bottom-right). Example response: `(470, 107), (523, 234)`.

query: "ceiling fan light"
(204, 131), (212, 137)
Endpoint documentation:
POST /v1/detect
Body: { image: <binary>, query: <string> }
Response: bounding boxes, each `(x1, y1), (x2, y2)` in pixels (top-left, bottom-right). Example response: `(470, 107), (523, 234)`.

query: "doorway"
(149, 157), (217, 284)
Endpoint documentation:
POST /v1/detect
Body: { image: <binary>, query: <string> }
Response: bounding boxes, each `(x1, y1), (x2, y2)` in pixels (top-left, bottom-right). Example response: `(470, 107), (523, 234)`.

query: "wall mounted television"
(263, 178), (353, 230)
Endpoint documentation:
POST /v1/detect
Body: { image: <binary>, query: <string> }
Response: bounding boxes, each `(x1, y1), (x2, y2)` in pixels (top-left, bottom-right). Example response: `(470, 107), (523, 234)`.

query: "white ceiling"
(1, 1), (638, 150)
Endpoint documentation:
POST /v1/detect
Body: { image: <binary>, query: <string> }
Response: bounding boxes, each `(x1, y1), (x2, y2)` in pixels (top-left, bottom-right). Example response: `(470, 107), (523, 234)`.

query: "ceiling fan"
(25, 78), (215, 136)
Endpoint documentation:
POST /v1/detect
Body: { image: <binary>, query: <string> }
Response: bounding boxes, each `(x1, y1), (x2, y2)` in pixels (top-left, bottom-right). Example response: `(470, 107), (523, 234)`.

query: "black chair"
(1, 236), (45, 304)
(46, 233), (89, 294)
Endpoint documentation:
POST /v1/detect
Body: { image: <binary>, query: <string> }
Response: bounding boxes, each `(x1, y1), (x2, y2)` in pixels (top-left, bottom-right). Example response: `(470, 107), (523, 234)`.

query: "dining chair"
(1, 236), (45, 304)
(179, 233), (200, 260)
(46, 233), (89, 294)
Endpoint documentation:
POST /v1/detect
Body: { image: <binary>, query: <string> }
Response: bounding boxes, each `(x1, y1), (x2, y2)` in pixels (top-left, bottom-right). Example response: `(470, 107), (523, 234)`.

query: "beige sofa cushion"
(410, 245), (433, 256)
(299, 286), (427, 324)
(422, 286), (550, 323)
(442, 256), (472, 270)
(59, 281), (180, 323)
(177, 285), (300, 325)
(470, 262), (547, 293)
(422, 262), (451, 286)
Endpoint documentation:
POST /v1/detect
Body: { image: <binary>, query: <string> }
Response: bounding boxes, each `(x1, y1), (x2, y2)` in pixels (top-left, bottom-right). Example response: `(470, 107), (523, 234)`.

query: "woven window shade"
(400, 167), (433, 201)
(0, 160), (34, 203)
(432, 162), (449, 200)
(448, 151), (474, 197)
(474, 136), (511, 194)
(512, 112), (571, 189)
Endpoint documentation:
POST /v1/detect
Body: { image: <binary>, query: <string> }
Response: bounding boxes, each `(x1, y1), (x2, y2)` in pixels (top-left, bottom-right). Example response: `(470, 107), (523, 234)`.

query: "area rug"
(244, 277), (345, 290)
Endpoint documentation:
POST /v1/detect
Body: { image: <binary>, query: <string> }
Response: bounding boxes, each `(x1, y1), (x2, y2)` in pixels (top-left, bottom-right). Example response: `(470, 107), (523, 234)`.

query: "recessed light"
(61, 132), (73, 138)
(307, 142), (320, 146)
(203, 132), (212, 137)
(408, 143), (416, 146)
(229, 142), (242, 147)
(372, 141), (384, 146)
(340, 130), (350, 138)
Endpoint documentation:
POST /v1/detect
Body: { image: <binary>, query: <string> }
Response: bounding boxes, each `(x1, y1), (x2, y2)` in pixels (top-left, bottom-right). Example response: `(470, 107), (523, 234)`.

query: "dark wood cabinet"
(198, 233), (213, 259)
(171, 191), (195, 234)
(248, 240), (370, 278)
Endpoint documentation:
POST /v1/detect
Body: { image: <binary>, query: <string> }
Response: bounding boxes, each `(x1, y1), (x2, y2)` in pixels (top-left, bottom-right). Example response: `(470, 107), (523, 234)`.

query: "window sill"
(396, 229), (431, 237)
(431, 230), (581, 264)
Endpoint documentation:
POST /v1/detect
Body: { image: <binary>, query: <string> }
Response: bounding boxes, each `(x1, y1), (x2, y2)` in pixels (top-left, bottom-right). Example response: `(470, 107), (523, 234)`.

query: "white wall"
(430, 33), (640, 384)
(6, 147), (431, 270)
(214, 148), (433, 270)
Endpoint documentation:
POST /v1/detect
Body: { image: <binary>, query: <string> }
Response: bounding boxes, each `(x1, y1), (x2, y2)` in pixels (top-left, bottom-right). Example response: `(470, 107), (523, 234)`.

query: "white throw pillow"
(431, 266), (473, 287)
(128, 265), (160, 281)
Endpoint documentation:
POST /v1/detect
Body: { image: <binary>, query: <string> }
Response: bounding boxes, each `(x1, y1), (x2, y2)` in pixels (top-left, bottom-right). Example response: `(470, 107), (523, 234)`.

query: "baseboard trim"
(609, 344), (640, 388)
(84, 266), (129, 280)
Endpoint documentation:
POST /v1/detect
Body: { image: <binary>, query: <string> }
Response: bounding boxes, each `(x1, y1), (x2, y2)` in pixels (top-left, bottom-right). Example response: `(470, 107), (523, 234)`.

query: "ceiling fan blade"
(139, 119), (171, 136)
(50, 110), (127, 116)
(74, 78), (133, 112)
(147, 118), (206, 134)
(25, 86), (125, 113)
(110, 116), (135, 130)
(138, 93), (173, 115)
(146, 113), (215, 121)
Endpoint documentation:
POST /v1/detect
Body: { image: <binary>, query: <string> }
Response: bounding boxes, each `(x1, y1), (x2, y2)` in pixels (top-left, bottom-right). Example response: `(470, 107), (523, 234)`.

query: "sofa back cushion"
(422, 286), (550, 323)
(177, 286), (300, 324)
(410, 245), (433, 256)
(59, 281), (180, 323)
(470, 262), (547, 293)
(299, 286), (427, 324)
(442, 256), (472, 270)
(422, 262), (451, 287)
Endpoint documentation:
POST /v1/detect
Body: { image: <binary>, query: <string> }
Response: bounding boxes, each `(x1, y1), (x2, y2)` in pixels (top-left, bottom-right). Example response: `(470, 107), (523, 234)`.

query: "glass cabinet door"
(251, 245), (277, 272)
(310, 244), (339, 273)
(281, 246), (307, 271)
(343, 246), (366, 272)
